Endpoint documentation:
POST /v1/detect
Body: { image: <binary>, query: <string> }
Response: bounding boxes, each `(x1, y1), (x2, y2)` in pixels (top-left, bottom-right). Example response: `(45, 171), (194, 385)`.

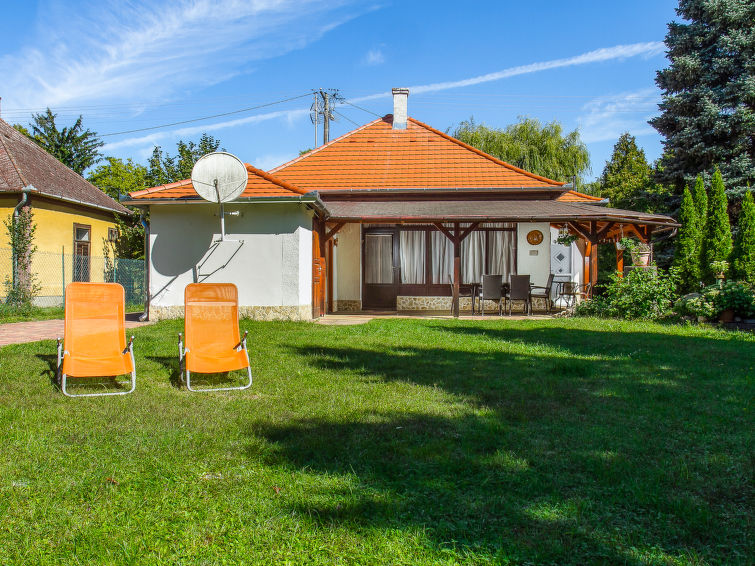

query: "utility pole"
(310, 89), (341, 147)
(322, 90), (330, 145)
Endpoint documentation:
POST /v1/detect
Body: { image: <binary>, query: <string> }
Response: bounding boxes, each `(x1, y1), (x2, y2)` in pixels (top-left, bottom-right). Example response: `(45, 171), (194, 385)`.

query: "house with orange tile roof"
(124, 88), (676, 320)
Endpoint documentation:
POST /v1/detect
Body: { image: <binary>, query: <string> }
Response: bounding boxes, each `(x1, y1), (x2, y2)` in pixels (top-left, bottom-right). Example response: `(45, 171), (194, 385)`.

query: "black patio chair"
(508, 274), (531, 315)
(529, 273), (555, 313)
(478, 274), (504, 316)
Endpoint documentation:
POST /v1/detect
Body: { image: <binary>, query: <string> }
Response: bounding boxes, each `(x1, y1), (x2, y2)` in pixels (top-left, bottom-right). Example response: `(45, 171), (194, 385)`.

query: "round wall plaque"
(526, 229), (544, 245)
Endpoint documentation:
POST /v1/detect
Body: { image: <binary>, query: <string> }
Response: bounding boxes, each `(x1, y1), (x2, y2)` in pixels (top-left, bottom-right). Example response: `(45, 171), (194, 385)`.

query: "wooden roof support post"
(453, 223), (461, 318)
(616, 247), (624, 278)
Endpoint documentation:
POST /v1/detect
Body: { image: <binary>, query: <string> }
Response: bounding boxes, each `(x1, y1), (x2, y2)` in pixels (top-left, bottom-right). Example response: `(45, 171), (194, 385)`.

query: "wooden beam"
(568, 221), (594, 243)
(453, 223), (460, 318)
(595, 221), (616, 242)
(433, 222), (455, 243)
(616, 247), (624, 277)
(458, 222), (480, 242)
(324, 222), (345, 242)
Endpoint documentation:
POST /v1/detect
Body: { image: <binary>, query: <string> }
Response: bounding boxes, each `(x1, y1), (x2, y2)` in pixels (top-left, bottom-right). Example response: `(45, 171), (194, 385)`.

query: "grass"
(0, 305), (64, 323)
(0, 317), (752, 565)
(0, 303), (144, 323)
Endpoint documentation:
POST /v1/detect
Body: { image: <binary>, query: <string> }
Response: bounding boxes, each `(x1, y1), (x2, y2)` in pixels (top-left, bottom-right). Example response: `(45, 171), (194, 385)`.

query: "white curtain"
(430, 231), (453, 283)
(365, 234), (393, 284)
(400, 231), (425, 284)
(489, 228), (516, 280)
(461, 230), (485, 283)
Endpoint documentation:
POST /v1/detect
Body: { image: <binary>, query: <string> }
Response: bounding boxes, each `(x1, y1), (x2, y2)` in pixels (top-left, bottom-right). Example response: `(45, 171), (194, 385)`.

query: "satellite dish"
(191, 152), (247, 242)
(191, 152), (247, 203)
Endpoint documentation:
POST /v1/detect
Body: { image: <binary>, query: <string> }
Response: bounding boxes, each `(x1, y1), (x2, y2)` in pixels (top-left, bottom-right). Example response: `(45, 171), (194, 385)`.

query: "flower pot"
(718, 309), (735, 323)
(631, 251), (651, 266)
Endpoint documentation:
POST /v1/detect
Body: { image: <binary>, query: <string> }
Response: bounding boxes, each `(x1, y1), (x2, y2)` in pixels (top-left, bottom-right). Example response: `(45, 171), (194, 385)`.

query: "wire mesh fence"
(0, 248), (145, 310)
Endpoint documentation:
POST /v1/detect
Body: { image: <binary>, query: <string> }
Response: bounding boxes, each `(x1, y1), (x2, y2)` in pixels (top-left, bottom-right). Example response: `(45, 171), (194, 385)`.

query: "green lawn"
(0, 318), (752, 565)
(0, 305), (64, 323)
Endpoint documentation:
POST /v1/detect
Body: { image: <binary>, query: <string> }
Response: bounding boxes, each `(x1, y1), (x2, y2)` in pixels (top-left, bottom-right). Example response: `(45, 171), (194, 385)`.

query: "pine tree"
(691, 174), (707, 233)
(701, 168), (732, 281)
(650, 0), (755, 198)
(731, 190), (755, 283)
(599, 133), (652, 210)
(673, 187), (701, 291)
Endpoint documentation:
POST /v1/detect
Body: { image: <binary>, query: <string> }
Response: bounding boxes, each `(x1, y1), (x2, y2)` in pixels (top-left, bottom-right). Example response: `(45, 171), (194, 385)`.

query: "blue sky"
(0, 0), (679, 183)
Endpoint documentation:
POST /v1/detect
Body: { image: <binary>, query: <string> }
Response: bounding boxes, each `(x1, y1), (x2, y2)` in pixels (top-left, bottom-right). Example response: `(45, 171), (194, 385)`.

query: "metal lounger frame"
(57, 336), (136, 398)
(178, 331), (253, 392)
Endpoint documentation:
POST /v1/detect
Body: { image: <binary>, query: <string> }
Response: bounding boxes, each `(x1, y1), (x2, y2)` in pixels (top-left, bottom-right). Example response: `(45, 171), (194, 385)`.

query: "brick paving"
(0, 318), (153, 347)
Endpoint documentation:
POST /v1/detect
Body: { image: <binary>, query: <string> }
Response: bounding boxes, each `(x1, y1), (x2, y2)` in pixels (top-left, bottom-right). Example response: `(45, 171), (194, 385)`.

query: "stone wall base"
(334, 300), (362, 312)
(396, 295), (551, 313)
(149, 304), (312, 321)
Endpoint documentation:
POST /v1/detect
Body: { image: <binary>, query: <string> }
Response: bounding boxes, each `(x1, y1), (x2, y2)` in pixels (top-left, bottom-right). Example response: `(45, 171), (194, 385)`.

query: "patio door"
(363, 230), (399, 309)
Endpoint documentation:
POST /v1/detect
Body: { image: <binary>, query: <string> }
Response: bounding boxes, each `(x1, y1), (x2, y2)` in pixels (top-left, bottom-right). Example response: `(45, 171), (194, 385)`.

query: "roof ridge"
(269, 116), (386, 173)
(128, 162), (308, 198)
(244, 163), (308, 195)
(406, 117), (565, 187)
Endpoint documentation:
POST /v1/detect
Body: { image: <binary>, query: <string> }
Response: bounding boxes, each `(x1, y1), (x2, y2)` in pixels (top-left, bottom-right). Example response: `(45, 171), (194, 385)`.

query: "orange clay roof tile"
(557, 190), (606, 203)
(128, 163), (306, 200)
(270, 115), (565, 191)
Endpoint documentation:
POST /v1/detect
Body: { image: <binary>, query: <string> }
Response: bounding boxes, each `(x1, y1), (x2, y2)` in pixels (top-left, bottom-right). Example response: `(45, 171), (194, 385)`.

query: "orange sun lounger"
(178, 283), (252, 392)
(57, 283), (136, 397)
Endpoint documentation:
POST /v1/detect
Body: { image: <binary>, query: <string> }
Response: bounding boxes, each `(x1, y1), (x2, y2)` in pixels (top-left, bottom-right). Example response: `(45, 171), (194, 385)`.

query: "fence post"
(61, 246), (65, 306)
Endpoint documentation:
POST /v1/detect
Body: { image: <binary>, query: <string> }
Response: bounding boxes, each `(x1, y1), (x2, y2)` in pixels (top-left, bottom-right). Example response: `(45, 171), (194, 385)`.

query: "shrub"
(674, 281), (755, 321)
(575, 267), (678, 320)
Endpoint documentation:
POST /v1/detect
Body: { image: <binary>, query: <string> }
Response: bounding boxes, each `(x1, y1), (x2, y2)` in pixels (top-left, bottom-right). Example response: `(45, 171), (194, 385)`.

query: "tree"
(88, 158), (150, 259)
(450, 117), (591, 185)
(598, 132), (654, 210)
(650, 0), (755, 198)
(701, 168), (732, 281)
(3, 207), (39, 306)
(147, 133), (222, 186)
(691, 174), (707, 234)
(672, 187), (702, 291)
(18, 109), (103, 174)
(731, 190), (755, 283)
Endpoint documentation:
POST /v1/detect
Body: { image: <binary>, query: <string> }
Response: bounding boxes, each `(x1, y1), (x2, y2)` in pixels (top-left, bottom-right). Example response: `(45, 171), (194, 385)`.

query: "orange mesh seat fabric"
(184, 283), (249, 374)
(61, 283), (133, 377)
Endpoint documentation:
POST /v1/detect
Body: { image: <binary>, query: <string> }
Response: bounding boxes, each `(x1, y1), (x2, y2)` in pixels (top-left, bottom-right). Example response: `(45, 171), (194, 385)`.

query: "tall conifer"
(673, 187), (701, 291)
(731, 190), (755, 284)
(701, 168), (732, 281)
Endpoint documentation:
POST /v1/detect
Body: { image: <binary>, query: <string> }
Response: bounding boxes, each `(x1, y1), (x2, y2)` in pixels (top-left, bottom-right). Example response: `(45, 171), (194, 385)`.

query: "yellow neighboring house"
(0, 117), (131, 304)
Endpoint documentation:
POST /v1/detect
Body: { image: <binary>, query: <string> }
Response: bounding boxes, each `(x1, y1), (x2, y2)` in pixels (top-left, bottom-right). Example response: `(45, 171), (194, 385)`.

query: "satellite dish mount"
(191, 152), (247, 242)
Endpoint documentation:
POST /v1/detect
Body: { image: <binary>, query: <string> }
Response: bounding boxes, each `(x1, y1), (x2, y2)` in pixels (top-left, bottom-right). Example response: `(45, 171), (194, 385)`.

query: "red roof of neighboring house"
(0, 118), (130, 214)
(128, 163), (307, 200)
(270, 115), (565, 191)
(557, 190), (606, 203)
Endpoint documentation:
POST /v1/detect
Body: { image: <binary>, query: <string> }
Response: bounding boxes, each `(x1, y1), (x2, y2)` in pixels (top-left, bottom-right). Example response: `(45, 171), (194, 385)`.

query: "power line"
(99, 93), (312, 137)
(339, 100), (382, 118)
(332, 109), (360, 127)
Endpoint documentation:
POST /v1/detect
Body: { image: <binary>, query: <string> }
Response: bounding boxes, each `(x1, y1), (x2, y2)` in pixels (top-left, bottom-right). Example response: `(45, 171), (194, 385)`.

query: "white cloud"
(363, 48), (385, 66)
(577, 88), (660, 143)
(0, 0), (365, 111)
(351, 42), (665, 102)
(104, 41), (666, 153)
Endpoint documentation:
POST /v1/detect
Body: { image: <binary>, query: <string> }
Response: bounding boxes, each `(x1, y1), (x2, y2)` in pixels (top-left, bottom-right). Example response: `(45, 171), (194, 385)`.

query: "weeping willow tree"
(449, 117), (591, 185)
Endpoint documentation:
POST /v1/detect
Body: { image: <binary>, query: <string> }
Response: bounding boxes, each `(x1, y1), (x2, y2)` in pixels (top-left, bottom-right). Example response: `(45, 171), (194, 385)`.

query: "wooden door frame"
(361, 227), (400, 309)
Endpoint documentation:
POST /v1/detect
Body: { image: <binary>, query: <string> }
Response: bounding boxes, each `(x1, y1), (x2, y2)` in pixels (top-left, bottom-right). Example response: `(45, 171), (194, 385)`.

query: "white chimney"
(392, 87), (409, 129)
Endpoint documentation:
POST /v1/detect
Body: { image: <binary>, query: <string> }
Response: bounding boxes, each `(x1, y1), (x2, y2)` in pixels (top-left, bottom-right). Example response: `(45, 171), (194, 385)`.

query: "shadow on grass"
(148, 355), (251, 390)
(248, 326), (752, 563)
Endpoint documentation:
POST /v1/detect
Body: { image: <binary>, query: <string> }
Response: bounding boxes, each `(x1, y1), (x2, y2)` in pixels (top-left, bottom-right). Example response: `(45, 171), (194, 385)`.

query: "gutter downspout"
(138, 212), (150, 321)
(12, 188), (31, 289)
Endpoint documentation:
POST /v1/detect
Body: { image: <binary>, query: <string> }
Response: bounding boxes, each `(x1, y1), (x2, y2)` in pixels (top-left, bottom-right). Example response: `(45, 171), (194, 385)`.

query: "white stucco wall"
(333, 222), (361, 308)
(148, 202), (313, 319)
(516, 222), (551, 287)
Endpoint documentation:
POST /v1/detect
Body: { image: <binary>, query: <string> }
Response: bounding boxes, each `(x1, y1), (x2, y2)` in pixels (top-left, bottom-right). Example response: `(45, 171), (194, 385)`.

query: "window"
(73, 224), (91, 282)
(108, 227), (119, 242)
